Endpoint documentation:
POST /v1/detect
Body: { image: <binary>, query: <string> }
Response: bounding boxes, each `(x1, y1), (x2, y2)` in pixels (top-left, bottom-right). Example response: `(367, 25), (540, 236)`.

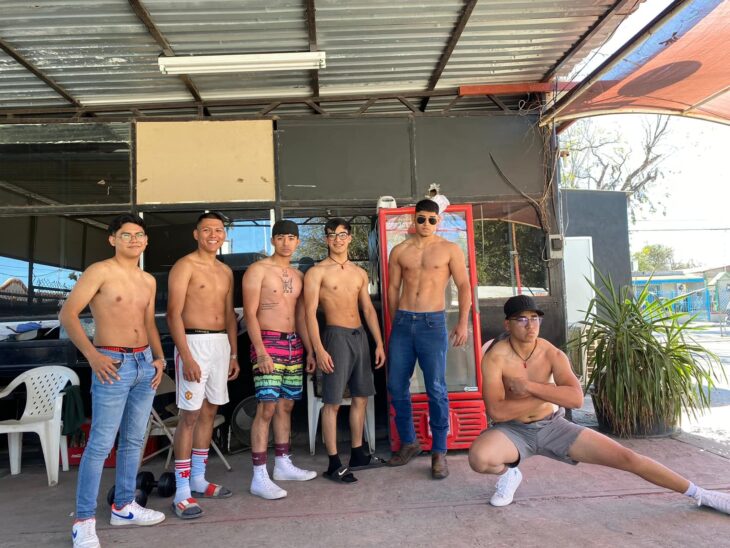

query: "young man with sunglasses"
(469, 294), (730, 515)
(386, 199), (472, 479)
(60, 214), (166, 547)
(304, 218), (386, 484)
(167, 212), (240, 519)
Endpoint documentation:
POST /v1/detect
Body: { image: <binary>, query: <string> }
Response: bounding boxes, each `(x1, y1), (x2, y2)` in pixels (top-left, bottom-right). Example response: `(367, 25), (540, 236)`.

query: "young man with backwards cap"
(468, 294), (730, 514)
(386, 198), (472, 479)
(242, 219), (317, 499)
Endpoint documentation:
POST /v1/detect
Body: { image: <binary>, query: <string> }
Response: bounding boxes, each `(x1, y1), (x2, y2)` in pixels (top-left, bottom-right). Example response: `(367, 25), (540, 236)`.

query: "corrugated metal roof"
(0, 0), (641, 118)
(438, 0), (626, 88)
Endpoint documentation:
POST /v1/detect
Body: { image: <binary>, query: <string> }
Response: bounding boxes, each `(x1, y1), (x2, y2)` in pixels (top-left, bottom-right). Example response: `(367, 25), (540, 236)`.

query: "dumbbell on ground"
(136, 471), (176, 498)
(106, 486), (148, 507)
(107, 471), (176, 506)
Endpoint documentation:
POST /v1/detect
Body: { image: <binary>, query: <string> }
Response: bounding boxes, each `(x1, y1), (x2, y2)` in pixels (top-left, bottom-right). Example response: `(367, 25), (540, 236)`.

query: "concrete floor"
(3, 327), (730, 547)
(2, 428), (730, 548)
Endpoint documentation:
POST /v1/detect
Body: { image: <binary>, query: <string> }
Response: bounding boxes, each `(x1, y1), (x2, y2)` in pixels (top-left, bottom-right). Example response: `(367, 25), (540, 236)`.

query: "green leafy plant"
(571, 269), (722, 437)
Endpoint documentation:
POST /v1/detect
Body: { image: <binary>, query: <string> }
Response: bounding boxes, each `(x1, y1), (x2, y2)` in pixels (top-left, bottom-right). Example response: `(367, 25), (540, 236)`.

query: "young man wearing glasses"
(304, 218), (386, 483)
(60, 214), (166, 547)
(166, 212), (240, 519)
(469, 294), (730, 515)
(242, 220), (317, 500)
(386, 199), (472, 479)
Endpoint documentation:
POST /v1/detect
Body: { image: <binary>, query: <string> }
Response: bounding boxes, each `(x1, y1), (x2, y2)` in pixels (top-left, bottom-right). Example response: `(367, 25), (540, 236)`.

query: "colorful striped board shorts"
(251, 330), (304, 402)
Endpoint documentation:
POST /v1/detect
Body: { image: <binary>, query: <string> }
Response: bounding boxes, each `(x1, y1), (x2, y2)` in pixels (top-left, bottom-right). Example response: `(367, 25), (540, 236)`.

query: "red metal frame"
(378, 204), (486, 450)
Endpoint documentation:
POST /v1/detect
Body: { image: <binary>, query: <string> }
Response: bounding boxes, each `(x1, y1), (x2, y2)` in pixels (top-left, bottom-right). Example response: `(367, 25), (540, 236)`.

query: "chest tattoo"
(282, 271), (293, 294)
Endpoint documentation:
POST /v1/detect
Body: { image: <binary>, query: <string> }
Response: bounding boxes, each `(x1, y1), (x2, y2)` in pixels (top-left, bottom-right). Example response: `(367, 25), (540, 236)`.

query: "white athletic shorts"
(174, 333), (230, 410)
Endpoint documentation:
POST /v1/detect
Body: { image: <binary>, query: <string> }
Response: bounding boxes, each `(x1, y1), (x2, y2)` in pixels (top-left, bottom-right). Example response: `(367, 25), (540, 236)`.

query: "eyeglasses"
(509, 316), (543, 327)
(416, 216), (438, 225)
(326, 232), (350, 240)
(116, 232), (147, 243)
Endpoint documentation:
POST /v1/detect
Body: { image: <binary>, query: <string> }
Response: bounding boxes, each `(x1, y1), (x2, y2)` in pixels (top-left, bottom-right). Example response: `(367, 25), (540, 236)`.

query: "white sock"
(684, 482), (699, 499)
(190, 448), (209, 493)
(174, 459), (192, 503)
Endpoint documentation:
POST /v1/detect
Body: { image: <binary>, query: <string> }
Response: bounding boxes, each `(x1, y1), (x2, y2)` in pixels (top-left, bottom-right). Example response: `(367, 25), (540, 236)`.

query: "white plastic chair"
(141, 373), (231, 470)
(307, 373), (375, 456)
(0, 366), (79, 486)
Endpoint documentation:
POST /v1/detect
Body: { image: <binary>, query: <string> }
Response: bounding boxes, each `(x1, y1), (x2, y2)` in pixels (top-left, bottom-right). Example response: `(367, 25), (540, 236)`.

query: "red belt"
(97, 345), (149, 354)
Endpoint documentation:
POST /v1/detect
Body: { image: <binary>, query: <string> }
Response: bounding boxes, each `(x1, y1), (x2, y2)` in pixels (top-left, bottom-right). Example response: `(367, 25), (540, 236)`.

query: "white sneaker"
(72, 518), (100, 548)
(273, 455), (317, 481)
(109, 500), (165, 526)
(250, 467), (287, 500)
(696, 488), (730, 514)
(490, 467), (523, 507)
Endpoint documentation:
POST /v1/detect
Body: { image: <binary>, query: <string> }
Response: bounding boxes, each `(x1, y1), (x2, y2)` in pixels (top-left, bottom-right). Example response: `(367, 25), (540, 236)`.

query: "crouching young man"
(469, 295), (730, 515)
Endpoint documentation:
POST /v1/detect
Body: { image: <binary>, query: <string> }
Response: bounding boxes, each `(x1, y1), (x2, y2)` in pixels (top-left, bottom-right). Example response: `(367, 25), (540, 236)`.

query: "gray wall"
(561, 189), (632, 292)
(277, 115), (545, 204)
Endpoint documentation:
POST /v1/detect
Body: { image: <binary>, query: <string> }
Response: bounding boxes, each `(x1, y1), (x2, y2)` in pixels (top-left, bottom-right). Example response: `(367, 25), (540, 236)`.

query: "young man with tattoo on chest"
(60, 214), (166, 548)
(469, 295), (730, 515)
(167, 212), (240, 519)
(386, 199), (472, 479)
(242, 220), (317, 499)
(304, 218), (386, 484)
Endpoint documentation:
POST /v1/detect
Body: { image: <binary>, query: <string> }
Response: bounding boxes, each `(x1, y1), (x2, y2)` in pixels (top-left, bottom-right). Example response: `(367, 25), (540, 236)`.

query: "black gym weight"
(107, 471), (175, 506)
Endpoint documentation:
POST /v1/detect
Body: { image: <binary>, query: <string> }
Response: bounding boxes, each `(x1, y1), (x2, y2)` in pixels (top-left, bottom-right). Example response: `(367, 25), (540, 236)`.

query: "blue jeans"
(76, 347), (156, 519)
(387, 310), (450, 453)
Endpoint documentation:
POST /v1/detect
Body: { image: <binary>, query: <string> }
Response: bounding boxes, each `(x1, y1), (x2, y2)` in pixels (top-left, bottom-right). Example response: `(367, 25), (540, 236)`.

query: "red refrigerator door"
(378, 205), (486, 450)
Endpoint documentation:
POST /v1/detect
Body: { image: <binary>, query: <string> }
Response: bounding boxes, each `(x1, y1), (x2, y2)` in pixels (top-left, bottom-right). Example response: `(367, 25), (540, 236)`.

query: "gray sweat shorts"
(320, 325), (375, 404)
(491, 408), (584, 466)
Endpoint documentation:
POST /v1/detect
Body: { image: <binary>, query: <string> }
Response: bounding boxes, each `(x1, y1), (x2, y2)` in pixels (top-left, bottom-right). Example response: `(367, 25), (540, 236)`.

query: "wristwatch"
(230, 354), (238, 360)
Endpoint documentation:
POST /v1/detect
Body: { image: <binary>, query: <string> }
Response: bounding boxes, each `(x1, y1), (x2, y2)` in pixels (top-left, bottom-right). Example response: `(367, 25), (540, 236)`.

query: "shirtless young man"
(469, 294), (730, 514)
(242, 219), (317, 499)
(167, 212), (240, 519)
(304, 218), (386, 484)
(386, 199), (472, 479)
(59, 214), (166, 548)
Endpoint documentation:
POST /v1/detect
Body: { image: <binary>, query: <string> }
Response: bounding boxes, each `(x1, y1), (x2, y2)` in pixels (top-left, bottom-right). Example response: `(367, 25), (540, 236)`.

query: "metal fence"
(642, 288), (712, 321)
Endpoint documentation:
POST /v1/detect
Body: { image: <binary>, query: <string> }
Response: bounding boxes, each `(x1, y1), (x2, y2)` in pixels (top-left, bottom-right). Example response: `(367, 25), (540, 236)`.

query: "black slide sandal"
(323, 465), (358, 483)
(349, 455), (387, 471)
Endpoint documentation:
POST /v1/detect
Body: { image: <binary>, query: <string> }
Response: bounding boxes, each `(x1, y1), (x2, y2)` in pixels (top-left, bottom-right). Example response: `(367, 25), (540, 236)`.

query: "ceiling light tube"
(158, 52), (326, 75)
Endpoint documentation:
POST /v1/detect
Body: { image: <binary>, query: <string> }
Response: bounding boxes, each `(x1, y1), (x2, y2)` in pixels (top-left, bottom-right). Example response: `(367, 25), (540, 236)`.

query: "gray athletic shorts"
(491, 408), (584, 466)
(320, 325), (375, 404)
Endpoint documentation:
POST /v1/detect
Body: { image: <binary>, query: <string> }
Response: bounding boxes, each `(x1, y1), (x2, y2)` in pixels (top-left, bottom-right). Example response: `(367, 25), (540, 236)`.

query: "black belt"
(261, 330), (298, 340)
(185, 329), (226, 335)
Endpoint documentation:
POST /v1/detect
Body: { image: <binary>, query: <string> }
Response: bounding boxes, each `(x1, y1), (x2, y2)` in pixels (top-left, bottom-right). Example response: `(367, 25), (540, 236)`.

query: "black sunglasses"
(416, 215), (438, 225)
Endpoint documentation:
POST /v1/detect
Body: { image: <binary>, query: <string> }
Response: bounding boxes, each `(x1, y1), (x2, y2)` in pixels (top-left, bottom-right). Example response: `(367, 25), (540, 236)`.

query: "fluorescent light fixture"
(158, 52), (326, 75)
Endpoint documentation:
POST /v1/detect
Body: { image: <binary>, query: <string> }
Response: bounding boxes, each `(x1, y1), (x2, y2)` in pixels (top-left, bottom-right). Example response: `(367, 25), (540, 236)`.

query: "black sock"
(327, 454), (342, 475)
(349, 445), (370, 467)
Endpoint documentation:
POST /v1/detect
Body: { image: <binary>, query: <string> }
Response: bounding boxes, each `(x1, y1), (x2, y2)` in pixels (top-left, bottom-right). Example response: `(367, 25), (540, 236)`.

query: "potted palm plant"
(572, 270), (722, 437)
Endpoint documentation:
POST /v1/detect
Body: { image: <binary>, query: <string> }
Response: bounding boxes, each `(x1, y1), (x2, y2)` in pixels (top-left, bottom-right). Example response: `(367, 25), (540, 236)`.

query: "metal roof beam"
(305, 0), (320, 98)
(541, 0), (639, 83)
(0, 37), (81, 107)
(127, 0), (209, 115)
(420, 0), (478, 112)
(460, 82), (575, 95)
(1, 90), (458, 118)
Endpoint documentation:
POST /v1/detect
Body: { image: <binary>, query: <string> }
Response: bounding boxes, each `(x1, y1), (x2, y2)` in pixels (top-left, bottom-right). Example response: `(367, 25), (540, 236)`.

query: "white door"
(564, 236), (595, 325)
